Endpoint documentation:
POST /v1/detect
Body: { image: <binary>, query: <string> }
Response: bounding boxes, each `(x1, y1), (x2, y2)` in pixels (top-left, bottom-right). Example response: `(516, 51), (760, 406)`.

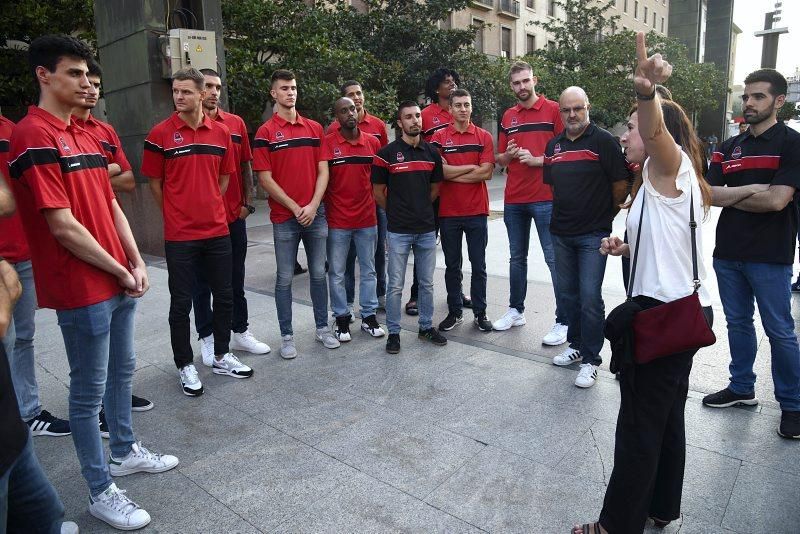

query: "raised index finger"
(636, 31), (647, 63)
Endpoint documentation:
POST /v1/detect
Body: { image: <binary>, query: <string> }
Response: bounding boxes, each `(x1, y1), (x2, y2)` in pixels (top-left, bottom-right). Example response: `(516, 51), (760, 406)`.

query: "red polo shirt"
(252, 112), (324, 224)
(430, 123), (494, 217)
(327, 111), (388, 148)
(499, 97), (563, 204)
(212, 109), (252, 223)
(9, 106), (128, 310)
(141, 113), (235, 242)
(72, 114), (132, 173)
(322, 130), (379, 229)
(421, 104), (452, 142)
(0, 117), (30, 264)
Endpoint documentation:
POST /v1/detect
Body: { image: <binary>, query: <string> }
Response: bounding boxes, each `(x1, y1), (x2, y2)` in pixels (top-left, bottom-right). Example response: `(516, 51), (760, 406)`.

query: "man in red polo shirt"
(323, 97), (385, 342)
(143, 67), (253, 398)
(191, 69), (270, 367)
(254, 69), (339, 359)
(493, 61), (568, 346)
(10, 34), (178, 530)
(430, 88), (495, 333)
(422, 68), (459, 142)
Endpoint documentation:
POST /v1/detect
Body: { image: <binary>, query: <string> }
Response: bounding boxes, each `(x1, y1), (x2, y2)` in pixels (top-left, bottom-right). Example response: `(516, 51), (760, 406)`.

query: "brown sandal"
(571, 522), (600, 534)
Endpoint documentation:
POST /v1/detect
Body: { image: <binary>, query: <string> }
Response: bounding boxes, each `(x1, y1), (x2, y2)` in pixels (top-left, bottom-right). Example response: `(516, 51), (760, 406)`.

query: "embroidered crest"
(446, 138), (454, 146)
(58, 137), (71, 153)
(554, 143), (561, 155)
(173, 131), (183, 144)
(275, 131), (284, 140)
(333, 147), (342, 157)
(511, 117), (518, 126)
(731, 146), (742, 159)
(433, 116), (440, 124)
(396, 152), (405, 163)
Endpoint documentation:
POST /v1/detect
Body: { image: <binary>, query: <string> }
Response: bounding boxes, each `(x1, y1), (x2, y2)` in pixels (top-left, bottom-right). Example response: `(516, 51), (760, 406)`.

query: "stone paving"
(29, 210), (800, 532)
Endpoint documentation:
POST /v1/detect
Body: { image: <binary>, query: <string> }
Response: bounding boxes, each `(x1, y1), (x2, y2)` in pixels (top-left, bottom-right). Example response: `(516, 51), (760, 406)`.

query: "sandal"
(571, 522), (601, 534)
(405, 300), (419, 316)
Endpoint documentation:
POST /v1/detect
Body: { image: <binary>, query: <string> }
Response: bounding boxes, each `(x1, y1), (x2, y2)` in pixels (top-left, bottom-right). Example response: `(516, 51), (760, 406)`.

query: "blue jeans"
(0, 431), (64, 533)
(328, 226), (378, 319)
(714, 259), (800, 410)
(386, 231), (437, 334)
(345, 207), (387, 302)
(273, 207), (329, 336)
(4, 261), (41, 421)
(439, 216), (488, 315)
(552, 232), (609, 365)
(503, 202), (565, 322)
(57, 294), (137, 497)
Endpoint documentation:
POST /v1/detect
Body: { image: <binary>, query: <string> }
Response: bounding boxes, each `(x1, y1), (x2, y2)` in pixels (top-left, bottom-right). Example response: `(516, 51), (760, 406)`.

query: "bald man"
(544, 87), (630, 388)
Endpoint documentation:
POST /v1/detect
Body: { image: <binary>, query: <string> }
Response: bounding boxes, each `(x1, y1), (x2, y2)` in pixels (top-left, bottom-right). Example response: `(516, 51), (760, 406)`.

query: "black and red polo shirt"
(252, 112), (324, 224)
(72, 114), (132, 173)
(0, 116), (30, 264)
(430, 123), (494, 218)
(708, 122), (800, 264)
(141, 112), (235, 242)
(212, 109), (252, 224)
(322, 130), (380, 229)
(327, 111), (388, 148)
(421, 103), (452, 142)
(371, 138), (443, 234)
(9, 106), (127, 310)
(543, 123), (629, 236)
(499, 96), (563, 205)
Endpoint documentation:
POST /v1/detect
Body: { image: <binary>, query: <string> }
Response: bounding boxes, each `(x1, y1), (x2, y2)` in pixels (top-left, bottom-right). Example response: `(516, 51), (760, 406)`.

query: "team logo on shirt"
(173, 131), (183, 144)
(731, 146), (742, 159)
(58, 137), (71, 153)
(396, 152), (405, 163)
(433, 116), (440, 124)
(333, 146), (342, 157)
(553, 143), (561, 155)
(446, 138), (453, 146)
(511, 117), (518, 126)
(275, 131), (284, 140)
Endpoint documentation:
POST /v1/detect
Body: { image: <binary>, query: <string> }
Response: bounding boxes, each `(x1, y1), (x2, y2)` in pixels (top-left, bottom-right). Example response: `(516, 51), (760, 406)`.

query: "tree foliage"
(777, 101), (799, 122)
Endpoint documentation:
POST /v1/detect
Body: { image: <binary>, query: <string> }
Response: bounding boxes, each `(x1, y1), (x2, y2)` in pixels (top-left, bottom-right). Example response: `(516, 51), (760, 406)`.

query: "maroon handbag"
(627, 190), (716, 364)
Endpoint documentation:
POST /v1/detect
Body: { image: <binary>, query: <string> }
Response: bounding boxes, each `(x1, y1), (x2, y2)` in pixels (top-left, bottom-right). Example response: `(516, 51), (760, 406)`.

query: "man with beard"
(544, 87), (629, 389)
(703, 68), (800, 439)
(372, 101), (446, 354)
(493, 61), (567, 346)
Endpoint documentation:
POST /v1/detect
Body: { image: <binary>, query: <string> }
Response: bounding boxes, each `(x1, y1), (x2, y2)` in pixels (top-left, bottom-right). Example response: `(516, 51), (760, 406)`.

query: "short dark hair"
(450, 88), (471, 100)
(271, 69), (295, 86)
(744, 68), (788, 97)
(172, 67), (205, 90)
(340, 80), (361, 95)
(200, 68), (220, 78)
(425, 68), (460, 102)
(28, 34), (93, 81)
(508, 61), (533, 81)
(396, 100), (420, 120)
(87, 57), (102, 78)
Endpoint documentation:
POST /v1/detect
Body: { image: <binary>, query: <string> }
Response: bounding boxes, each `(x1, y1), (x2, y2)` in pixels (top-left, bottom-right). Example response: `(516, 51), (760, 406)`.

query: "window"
(623, 0), (628, 12)
(526, 0), (534, 9)
(644, 6), (648, 23)
(652, 12), (656, 28)
(661, 16), (665, 33)
(473, 18), (485, 53)
(501, 26), (513, 58)
(634, 0), (638, 18)
(548, 0), (556, 17)
(547, 40), (556, 51)
(526, 33), (536, 54)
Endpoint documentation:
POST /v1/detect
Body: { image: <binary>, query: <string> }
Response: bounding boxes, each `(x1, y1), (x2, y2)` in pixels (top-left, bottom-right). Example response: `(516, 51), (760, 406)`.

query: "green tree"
(0, 0), (95, 113)
(777, 101), (799, 122)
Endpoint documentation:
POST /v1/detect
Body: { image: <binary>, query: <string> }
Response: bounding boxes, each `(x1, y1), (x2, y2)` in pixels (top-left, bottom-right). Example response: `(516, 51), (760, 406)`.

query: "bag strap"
(626, 192), (645, 300)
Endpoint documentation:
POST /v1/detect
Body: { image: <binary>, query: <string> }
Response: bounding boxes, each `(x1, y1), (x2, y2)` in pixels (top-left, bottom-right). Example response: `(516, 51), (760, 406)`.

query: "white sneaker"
(230, 330), (271, 354)
(179, 364), (203, 396)
(316, 327), (341, 349)
(575, 363), (598, 388)
(280, 335), (297, 360)
(212, 353), (254, 378)
(542, 322), (568, 346)
(199, 335), (214, 367)
(109, 441), (180, 476)
(60, 521), (79, 534)
(89, 483), (151, 530)
(492, 308), (526, 331)
(553, 347), (581, 366)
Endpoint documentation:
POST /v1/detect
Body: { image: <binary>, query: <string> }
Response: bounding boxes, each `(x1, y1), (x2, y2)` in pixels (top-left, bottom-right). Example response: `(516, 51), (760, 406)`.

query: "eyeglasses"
(559, 105), (587, 114)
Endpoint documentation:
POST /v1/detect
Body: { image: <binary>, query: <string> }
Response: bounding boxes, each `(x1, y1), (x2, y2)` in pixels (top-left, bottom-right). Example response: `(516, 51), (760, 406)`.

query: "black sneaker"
(439, 312), (463, 331)
(360, 314), (386, 337)
(778, 410), (800, 439)
(792, 280), (800, 293)
(702, 388), (758, 408)
(419, 327), (447, 346)
(131, 394), (154, 412)
(335, 315), (352, 342)
(293, 261), (307, 276)
(99, 409), (109, 439)
(386, 333), (401, 354)
(474, 313), (493, 332)
(26, 410), (71, 437)
(462, 294), (473, 308)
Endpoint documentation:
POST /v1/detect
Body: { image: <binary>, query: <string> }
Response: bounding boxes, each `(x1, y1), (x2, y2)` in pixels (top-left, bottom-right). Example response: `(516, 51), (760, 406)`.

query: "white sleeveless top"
(626, 151), (711, 306)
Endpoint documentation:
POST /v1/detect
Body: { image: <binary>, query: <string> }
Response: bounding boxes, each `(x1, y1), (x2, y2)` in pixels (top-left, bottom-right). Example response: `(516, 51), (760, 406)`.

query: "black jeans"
(439, 215), (488, 315)
(165, 236), (232, 369)
(600, 305), (713, 534)
(193, 219), (248, 338)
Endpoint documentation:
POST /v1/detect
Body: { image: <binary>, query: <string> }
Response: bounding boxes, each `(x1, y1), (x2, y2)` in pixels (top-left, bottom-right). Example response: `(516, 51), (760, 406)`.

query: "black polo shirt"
(543, 123), (629, 236)
(371, 138), (443, 234)
(708, 122), (800, 264)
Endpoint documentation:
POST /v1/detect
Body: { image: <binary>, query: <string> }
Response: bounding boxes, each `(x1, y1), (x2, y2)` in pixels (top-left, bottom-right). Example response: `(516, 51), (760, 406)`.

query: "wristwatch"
(244, 204), (256, 214)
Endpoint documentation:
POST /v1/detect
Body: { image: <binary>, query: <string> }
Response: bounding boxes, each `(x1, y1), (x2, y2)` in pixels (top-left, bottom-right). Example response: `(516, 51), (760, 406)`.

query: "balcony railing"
(498, 0), (520, 18)
(471, 0), (493, 10)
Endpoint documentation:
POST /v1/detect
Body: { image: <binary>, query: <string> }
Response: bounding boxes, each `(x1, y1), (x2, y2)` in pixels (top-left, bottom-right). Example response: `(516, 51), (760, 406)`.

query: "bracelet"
(635, 88), (656, 101)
